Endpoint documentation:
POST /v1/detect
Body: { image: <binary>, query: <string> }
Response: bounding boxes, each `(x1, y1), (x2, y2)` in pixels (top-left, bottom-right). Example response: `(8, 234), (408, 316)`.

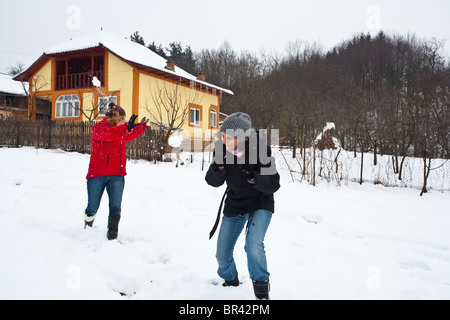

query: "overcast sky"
(1, 0), (449, 74)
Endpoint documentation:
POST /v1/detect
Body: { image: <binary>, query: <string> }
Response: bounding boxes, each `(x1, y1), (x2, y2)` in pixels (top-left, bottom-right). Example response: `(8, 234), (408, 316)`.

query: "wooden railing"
(56, 71), (104, 90)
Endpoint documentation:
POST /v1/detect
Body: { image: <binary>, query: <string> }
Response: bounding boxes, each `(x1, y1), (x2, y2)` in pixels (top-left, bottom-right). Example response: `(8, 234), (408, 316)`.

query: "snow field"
(0, 147), (449, 300)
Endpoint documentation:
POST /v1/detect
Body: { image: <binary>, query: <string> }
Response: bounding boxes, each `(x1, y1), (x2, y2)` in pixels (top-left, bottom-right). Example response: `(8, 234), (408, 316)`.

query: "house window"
(55, 94), (80, 118)
(210, 109), (217, 128)
(5, 96), (13, 107)
(98, 96), (117, 117)
(190, 106), (201, 126)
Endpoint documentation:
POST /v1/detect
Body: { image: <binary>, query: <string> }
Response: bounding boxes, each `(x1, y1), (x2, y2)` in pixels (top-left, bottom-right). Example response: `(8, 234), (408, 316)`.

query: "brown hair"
(105, 103), (126, 126)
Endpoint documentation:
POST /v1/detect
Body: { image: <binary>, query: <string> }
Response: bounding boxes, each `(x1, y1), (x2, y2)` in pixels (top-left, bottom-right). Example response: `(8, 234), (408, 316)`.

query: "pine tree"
(167, 42), (196, 75)
(130, 31), (145, 46)
(148, 41), (168, 59)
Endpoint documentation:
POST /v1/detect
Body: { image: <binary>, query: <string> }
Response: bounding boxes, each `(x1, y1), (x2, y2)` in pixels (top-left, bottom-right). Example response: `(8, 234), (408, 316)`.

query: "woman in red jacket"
(84, 103), (148, 240)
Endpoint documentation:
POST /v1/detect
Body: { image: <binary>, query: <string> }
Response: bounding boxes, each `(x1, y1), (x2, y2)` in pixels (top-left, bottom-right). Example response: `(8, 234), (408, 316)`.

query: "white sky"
(1, 0), (449, 73)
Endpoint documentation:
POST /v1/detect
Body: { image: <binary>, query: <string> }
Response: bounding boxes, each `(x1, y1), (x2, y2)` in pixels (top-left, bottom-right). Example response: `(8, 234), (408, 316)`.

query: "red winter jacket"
(86, 119), (147, 179)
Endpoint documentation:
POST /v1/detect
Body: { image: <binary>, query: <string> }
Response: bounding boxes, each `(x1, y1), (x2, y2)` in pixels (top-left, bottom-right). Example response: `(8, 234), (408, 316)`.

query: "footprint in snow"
(302, 214), (322, 224)
(398, 258), (431, 272)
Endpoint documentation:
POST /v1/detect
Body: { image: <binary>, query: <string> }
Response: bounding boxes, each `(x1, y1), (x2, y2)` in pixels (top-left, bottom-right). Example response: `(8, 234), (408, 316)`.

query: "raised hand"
(127, 114), (140, 131)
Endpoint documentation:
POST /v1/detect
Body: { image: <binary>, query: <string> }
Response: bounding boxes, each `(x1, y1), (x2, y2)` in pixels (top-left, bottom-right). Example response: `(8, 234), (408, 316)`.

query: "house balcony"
(56, 71), (104, 91)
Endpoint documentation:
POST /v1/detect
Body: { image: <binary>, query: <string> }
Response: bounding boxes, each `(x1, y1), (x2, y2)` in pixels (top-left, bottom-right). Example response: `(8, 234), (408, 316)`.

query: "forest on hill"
(133, 31), (449, 162)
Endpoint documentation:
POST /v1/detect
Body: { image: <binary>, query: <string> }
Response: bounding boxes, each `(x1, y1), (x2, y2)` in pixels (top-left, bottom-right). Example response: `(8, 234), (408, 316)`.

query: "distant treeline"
(131, 31), (450, 161)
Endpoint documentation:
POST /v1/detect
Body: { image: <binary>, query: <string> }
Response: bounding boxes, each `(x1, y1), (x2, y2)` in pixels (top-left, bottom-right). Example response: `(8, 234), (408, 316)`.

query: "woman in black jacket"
(205, 112), (280, 300)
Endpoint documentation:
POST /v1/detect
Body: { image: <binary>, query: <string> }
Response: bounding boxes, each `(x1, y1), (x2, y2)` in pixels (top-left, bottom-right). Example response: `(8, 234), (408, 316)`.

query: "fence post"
(48, 120), (52, 149)
(15, 120), (20, 148)
(360, 143), (365, 185)
(36, 120), (40, 149)
(202, 133), (205, 171)
(81, 121), (84, 154)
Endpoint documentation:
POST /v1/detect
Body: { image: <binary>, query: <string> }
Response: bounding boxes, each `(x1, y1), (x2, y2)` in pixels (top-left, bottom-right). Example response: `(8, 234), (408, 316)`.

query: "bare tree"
(22, 75), (48, 120)
(6, 61), (48, 120)
(7, 62), (25, 76)
(145, 81), (202, 151)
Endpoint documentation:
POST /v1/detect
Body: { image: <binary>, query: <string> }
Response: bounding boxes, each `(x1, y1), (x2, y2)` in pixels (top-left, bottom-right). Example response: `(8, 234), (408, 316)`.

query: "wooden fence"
(0, 120), (165, 162)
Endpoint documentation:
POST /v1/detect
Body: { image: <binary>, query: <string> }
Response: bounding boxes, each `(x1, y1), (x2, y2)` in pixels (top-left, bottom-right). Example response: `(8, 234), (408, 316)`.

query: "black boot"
(84, 220), (94, 228)
(222, 275), (240, 287)
(252, 279), (270, 300)
(107, 215), (121, 240)
(84, 213), (96, 229)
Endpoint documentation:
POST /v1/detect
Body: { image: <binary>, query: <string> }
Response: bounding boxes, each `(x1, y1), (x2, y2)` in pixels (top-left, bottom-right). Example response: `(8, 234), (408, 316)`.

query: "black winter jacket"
(205, 133), (280, 217)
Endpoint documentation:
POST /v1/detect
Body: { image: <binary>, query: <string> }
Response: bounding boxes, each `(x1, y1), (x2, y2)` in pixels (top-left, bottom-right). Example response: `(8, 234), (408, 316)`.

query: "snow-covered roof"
(0, 73), (28, 95)
(40, 30), (233, 96)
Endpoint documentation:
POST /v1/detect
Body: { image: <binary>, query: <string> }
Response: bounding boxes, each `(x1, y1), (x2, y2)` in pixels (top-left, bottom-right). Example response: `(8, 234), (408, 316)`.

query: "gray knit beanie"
(220, 112), (252, 141)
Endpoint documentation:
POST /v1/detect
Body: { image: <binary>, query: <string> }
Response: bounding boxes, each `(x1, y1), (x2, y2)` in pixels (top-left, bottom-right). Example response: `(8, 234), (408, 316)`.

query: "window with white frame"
(98, 96), (117, 117)
(210, 109), (217, 128)
(190, 106), (201, 126)
(55, 94), (80, 118)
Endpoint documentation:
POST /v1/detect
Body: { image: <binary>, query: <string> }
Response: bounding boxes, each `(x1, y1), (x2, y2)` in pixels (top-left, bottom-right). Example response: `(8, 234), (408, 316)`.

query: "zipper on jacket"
(119, 137), (124, 174)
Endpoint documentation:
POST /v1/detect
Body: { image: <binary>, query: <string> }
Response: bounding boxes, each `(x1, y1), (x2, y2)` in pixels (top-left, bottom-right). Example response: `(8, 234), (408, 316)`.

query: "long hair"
(105, 102), (126, 126)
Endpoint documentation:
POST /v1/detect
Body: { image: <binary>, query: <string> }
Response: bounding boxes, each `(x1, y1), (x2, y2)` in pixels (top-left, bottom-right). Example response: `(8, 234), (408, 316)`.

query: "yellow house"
(13, 30), (233, 141)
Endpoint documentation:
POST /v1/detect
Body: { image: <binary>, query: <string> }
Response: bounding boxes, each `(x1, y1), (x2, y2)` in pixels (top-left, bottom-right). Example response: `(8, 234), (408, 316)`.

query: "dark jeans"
(85, 176), (125, 218)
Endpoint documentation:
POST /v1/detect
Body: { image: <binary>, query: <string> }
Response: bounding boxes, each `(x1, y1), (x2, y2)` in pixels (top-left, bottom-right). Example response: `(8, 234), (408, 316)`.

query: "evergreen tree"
(128, 33), (196, 74)
(148, 41), (168, 59)
(130, 31), (145, 46)
(167, 42), (196, 75)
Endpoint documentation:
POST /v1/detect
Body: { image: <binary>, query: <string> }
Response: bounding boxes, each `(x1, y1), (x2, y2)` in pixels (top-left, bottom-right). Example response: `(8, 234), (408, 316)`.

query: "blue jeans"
(216, 209), (272, 282)
(85, 176), (125, 217)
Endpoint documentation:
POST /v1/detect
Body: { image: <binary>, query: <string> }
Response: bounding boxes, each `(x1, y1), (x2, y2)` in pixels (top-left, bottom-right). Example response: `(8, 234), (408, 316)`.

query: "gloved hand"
(213, 138), (226, 170)
(240, 165), (255, 184)
(127, 114), (140, 131)
(141, 117), (149, 124)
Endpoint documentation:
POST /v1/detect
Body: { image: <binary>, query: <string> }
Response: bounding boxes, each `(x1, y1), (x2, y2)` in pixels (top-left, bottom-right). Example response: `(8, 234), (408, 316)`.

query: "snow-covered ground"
(0, 147), (449, 300)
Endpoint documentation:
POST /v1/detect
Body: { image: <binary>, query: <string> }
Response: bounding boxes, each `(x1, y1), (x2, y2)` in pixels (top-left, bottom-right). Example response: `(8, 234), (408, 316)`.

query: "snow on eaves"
(0, 73), (28, 95)
(44, 30), (233, 96)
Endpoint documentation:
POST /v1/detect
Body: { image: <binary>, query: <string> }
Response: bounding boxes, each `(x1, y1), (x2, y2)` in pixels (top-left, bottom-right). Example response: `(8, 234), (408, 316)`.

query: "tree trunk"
(420, 156), (432, 196)
(360, 142), (365, 185)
